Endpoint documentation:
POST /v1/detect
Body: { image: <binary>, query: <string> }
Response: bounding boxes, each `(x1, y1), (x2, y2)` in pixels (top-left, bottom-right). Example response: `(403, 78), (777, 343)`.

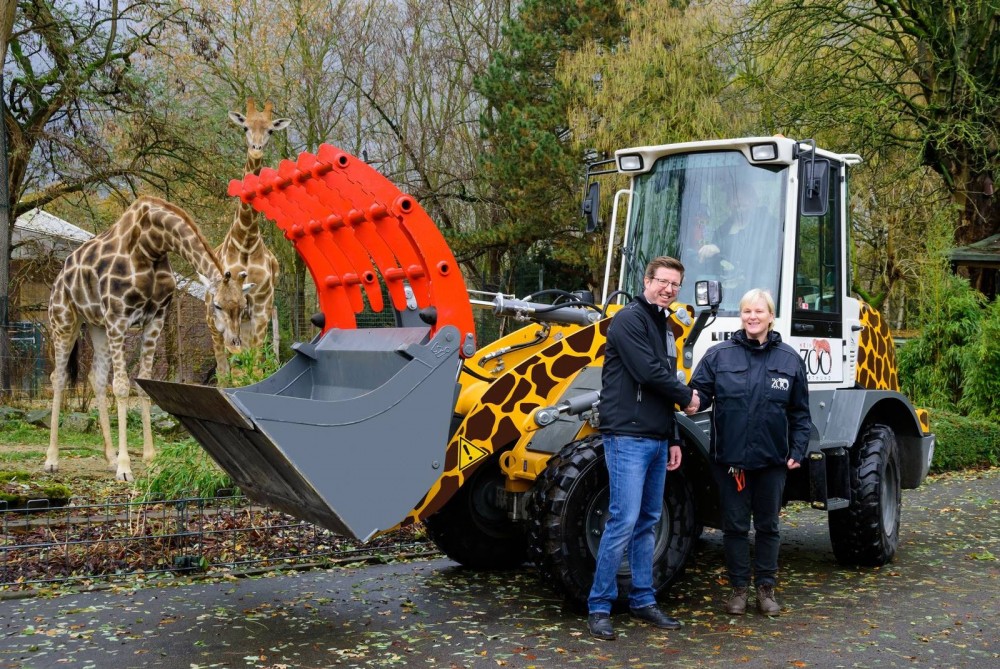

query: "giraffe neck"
(244, 153), (262, 178)
(227, 151), (265, 253)
(135, 197), (224, 281)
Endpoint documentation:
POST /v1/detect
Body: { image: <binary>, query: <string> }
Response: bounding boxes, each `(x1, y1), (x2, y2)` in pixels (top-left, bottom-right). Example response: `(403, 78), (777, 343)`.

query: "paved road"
(1, 469), (998, 669)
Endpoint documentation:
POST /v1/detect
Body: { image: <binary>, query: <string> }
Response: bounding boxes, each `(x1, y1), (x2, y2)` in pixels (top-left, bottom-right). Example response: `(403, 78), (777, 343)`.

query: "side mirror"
(582, 182), (601, 233)
(695, 280), (722, 308)
(801, 157), (830, 217)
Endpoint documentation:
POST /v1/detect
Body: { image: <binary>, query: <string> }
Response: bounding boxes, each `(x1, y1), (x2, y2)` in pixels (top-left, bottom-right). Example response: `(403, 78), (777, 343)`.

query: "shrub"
(929, 409), (1000, 472)
(959, 298), (1000, 421)
(897, 269), (983, 409)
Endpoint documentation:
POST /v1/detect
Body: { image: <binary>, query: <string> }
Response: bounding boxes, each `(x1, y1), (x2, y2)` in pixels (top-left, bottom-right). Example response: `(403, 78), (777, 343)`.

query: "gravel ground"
(0, 468), (997, 669)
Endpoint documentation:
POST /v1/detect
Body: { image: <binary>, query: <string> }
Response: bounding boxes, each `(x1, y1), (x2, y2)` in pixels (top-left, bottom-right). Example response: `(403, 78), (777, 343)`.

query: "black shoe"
(629, 605), (682, 630)
(587, 613), (616, 640)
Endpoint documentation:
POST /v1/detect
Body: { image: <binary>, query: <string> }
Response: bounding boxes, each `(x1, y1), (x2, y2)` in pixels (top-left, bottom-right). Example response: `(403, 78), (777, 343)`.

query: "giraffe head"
(229, 98), (291, 160)
(202, 269), (255, 353)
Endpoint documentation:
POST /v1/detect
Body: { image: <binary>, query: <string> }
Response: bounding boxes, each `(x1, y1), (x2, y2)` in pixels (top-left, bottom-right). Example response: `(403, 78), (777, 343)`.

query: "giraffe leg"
(136, 315), (166, 463)
(239, 316), (258, 369)
(85, 326), (116, 469)
(107, 329), (135, 482)
(267, 257), (280, 358)
(271, 305), (280, 360)
(44, 336), (75, 473)
(250, 299), (271, 359)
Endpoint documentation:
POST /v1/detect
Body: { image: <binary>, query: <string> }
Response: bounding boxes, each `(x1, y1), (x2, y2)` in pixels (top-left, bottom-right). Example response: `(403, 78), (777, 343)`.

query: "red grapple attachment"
(227, 144), (475, 355)
(138, 145), (477, 543)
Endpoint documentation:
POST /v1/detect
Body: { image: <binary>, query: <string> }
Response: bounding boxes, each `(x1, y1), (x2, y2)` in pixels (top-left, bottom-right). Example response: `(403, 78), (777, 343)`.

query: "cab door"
(789, 158), (849, 386)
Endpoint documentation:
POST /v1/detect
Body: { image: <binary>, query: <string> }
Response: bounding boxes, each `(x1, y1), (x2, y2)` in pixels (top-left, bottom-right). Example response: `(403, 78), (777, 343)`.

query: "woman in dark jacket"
(689, 288), (810, 616)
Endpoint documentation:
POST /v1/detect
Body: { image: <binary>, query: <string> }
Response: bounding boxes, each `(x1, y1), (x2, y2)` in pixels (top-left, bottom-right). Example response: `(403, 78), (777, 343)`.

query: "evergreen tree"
(468, 0), (625, 292)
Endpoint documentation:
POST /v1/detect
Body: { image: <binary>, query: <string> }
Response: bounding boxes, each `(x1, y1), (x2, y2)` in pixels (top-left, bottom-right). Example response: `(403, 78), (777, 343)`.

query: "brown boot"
(724, 586), (749, 615)
(756, 584), (781, 615)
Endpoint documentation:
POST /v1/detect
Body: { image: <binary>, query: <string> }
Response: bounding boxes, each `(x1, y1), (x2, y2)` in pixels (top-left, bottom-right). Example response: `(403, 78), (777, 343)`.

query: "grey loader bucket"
(138, 325), (462, 542)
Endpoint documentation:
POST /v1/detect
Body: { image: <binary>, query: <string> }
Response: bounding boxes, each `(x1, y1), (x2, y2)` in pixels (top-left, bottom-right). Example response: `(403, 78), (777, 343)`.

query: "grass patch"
(0, 449), (45, 463)
(218, 346), (281, 387)
(0, 414), (197, 501)
(0, 469), (72, 509)
(0, 420), (52, 444)
(0, 417), (144, 450)
(139, 438), (236, 500)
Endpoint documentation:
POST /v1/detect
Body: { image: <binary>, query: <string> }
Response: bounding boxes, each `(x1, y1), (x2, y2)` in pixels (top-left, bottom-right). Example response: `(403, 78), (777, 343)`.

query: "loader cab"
(605, 137), (861, 387)
(612, 145), (786, 314)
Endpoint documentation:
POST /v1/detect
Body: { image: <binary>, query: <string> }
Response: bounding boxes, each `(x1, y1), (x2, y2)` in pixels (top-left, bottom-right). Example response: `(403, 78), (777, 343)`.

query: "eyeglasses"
(650, 277), (683, 290)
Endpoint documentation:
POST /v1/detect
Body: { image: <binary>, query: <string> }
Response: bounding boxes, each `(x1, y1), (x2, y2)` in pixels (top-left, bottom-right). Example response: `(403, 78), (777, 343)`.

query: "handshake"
(683, 389), (700, 416)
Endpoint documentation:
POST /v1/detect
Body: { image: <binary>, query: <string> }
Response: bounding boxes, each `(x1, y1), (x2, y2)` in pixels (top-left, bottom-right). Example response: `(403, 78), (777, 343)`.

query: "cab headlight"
(618, 154), (643, 171)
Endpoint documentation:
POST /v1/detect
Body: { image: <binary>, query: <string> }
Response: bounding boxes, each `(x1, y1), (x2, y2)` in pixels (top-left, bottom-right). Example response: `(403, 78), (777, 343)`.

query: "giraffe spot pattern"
(401, 319), (610, 526)
(47, 196), (240, 481)
(856, 303), (899, 391)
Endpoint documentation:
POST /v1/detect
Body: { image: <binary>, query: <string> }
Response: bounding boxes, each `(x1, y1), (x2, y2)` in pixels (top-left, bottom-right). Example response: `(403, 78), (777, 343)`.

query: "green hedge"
(929, 409), (1000, 472)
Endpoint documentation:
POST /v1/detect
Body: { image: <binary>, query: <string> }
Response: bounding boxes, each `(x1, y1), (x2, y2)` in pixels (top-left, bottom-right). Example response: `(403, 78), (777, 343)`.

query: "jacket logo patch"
(770, 377), (789, 391)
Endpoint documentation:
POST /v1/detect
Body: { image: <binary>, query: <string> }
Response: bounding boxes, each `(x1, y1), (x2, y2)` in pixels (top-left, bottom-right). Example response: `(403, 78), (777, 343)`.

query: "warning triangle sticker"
(458, 437), (490, 470)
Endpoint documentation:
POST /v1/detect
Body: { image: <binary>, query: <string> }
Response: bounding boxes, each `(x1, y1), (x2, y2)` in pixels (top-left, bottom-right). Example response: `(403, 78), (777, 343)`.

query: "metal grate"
(0, 492), (434, 589)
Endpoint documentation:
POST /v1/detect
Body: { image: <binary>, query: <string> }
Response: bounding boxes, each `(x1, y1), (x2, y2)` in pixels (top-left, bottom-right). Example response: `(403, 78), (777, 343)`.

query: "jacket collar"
(733, 329), (782, 349)
(635, 293), (666, 316)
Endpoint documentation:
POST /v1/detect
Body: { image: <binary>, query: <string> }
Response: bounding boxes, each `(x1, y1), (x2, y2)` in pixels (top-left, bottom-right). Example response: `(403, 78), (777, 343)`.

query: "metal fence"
(0, 492), (436, 590)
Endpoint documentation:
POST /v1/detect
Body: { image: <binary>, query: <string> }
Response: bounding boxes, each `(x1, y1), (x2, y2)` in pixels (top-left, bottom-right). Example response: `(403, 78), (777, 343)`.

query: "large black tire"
(424, 452), (528, 570)
(528, 434), (697, 611)
(829, 424), (901, 566)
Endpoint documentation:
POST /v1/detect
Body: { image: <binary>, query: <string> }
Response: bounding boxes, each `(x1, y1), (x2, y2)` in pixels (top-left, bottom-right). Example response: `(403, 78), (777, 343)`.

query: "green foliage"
(738, 0), (1000, 246)
(561, 0), (734, 150)
(216, 347), (281, 388)
(138, 438), (236, 501)
(0, 419), (46, 444)
(897, 265), (984, 409)
(0, 470), (71, 507)
(929, 409), (1000, 472)
(0, 417), (109, 452)
(42, 483), (72, 499)
(959, 298), (1000, 421)
(468, 0), (628, 283)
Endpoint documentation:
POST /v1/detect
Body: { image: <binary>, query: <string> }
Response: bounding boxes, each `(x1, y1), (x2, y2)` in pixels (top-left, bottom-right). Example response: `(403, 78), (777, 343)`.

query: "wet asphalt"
(1, 468), (997, 669)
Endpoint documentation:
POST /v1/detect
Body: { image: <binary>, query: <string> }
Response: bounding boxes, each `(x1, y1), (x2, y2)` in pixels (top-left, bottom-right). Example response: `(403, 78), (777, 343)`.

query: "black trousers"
(712, 463), (787, 587)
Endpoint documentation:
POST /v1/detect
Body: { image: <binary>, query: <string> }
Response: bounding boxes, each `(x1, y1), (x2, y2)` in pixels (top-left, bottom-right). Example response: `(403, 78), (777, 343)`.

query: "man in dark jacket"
(689, 288), (810, 616)
(587, 256), (701, 641)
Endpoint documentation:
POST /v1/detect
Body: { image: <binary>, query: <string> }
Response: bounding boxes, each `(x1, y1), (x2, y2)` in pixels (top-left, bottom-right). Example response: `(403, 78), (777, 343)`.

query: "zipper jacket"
(598, 294), (694, 439)
(689, 329), (811, 469)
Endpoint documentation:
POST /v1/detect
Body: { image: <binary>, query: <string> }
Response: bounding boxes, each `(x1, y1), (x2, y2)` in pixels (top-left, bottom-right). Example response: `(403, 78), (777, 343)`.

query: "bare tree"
(1, 0), (208, 393)
(159, 0), (517, 331)
(0, 0), (17, 392)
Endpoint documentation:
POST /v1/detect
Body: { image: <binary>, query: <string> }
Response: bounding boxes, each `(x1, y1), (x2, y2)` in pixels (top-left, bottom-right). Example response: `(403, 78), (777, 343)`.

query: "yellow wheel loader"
(141, 137), (934, 609)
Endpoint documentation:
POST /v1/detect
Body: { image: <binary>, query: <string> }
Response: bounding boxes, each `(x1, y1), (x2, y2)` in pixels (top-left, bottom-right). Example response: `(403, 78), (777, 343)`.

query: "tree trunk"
(0, 72), (12, 396)
(1, 2), (19, 394)
(954, 169), (998, 299)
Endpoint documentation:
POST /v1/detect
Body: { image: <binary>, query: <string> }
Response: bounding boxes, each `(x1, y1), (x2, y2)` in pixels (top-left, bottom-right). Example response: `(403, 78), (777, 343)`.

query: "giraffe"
(210, 99), (290, 380)
(45, 196), (251, 481)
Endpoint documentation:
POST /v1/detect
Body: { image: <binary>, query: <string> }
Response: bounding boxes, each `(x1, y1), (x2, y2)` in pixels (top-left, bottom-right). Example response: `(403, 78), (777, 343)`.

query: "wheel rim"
(881, 455), (900, 534)
(584, 483), (669, 576)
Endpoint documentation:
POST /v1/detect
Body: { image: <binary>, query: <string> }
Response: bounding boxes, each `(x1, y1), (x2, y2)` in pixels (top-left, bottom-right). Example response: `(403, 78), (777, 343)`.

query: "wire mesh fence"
(0, 492), (436, 590)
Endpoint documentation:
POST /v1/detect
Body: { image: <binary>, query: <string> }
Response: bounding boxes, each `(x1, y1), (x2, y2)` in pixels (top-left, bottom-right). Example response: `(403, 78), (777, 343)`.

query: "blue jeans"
(588, 434), (669, 614)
